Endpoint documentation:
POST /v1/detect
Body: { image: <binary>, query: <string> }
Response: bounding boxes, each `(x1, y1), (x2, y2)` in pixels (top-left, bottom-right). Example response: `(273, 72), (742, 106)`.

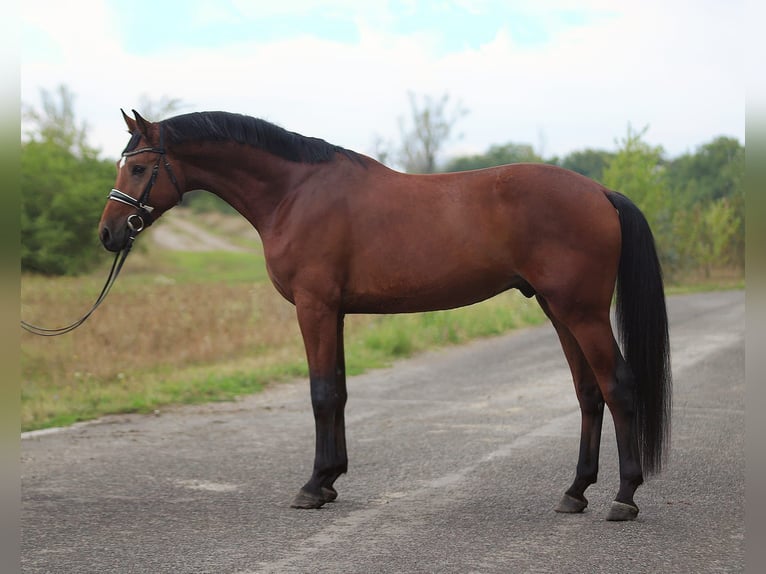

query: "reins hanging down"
(20, 234), (136, 336)
(21, 123), (182, 337)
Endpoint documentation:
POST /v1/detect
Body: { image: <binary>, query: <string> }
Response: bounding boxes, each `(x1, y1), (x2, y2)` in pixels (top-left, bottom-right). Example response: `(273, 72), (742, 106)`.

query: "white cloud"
(21, 0), (745, 162)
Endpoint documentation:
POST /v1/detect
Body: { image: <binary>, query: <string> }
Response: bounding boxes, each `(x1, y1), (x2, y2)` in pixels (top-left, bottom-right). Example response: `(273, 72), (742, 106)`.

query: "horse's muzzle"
(99, 222), (127, 253)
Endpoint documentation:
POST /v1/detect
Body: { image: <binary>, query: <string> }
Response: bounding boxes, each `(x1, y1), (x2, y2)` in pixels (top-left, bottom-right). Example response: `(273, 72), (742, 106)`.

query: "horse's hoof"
(555, 493), (588, 513)
(290, 489), (326, 509)
(606, 500), (639, 521)
(321, 486), (338, 502)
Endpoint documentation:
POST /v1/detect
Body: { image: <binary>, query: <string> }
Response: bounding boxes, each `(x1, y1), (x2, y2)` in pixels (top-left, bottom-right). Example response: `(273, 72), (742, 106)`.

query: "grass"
(665, 278), (745, 295)
(155, 250), (270, 283)
(20, 211), (743, 433)
(344, 297), (545, 374)
(20, 239), (546, 432)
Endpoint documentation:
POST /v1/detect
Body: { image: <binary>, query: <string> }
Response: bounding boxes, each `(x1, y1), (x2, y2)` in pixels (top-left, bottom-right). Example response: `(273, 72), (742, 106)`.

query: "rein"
(21, 125), (182, 337)
(21, 232), (137, 336)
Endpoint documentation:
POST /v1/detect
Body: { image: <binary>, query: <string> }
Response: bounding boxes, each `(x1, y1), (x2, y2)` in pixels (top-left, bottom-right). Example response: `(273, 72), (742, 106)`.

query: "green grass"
(21, 214), (743, 433)
(665, 277), (745, 295)
(114, 247), (268, 285)
(21, 361), (309, 430)
(153, 250), (270, 284)
(345, 296), (546, 375)
(21, 259), (546, 432)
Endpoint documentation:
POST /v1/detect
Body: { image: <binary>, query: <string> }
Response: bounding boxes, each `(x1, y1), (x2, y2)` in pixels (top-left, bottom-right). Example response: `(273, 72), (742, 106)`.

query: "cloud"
(21, 0), (744, 162)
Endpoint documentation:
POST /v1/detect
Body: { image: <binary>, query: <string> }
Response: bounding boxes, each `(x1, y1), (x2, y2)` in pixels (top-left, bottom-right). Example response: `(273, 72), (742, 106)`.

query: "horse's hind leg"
(538, 296), (605, 514)
(560, 311), (643, 521)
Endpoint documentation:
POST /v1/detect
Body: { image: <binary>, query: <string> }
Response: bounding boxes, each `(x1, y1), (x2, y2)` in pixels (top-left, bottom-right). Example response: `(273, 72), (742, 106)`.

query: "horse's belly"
(342, 267), (527, 314)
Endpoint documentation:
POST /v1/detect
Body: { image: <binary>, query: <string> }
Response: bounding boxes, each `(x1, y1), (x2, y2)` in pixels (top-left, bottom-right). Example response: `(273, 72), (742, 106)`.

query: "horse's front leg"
(291, 300), (348, 509)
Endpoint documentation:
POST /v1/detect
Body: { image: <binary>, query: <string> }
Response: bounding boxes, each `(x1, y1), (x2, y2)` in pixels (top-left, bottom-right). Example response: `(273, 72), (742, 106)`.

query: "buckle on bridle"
(127, 214), (145, 233)
(108, 123), (182, 234)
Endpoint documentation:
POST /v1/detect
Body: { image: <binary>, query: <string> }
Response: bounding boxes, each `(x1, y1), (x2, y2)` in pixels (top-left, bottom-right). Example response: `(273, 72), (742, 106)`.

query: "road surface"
(21, 291), (745, 573)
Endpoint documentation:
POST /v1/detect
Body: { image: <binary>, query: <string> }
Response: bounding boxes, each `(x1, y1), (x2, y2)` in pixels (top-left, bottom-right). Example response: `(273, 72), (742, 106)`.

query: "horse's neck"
(179, 143), (317, 234)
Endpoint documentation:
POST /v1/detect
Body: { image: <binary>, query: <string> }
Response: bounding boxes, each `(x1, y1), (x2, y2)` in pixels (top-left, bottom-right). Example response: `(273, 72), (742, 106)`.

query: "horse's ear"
(131, 109), (152, 137)
(121, 109), (137, 132)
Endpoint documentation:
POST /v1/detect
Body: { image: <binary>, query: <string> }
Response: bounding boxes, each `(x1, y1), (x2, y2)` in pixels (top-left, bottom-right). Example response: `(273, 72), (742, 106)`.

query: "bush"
(21, 140), (114, 275)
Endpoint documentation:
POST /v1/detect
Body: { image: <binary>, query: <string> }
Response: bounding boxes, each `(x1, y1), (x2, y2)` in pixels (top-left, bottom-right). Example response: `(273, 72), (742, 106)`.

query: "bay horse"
(99, 110), (671, 521)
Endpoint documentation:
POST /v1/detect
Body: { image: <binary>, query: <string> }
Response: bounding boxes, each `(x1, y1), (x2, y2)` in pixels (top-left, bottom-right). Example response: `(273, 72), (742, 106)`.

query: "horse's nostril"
(100, 226), (111, 246)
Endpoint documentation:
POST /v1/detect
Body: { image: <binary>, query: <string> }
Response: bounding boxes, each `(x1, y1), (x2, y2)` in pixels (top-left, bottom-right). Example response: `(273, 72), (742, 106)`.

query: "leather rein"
(21, 126), (182, 336)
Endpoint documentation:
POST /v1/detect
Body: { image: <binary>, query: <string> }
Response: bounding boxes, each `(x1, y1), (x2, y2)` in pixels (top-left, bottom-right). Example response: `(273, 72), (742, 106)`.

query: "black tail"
(605, 191), (672, 475)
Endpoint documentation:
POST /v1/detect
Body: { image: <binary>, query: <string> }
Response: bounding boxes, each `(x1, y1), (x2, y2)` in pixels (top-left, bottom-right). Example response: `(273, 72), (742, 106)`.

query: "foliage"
(665, 137), (744, 204)
(601, 125), (744, 278)
(21, 139), (113, 275)
(182, 189), (238, 214)
(444, 142), (543, 172)
(21, 247), (545, 431)
(374, 92), (468, 173)
(665, 137), (745, 271)
(559, 148), (614, 182)
(443, 124), (744, 280)
(21, 85), (743, 280)
(23, 85), (95, 158)
(135, 93), (187, 121)
(602, 125), (669, 220)
(601, 125), (677, 273)
(20, 87), (191, 275)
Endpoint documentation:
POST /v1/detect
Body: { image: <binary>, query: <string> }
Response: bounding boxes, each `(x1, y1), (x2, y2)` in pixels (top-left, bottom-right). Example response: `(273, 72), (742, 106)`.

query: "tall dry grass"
(22, 279), (300, 383)
(21, 259), (546, 431)
(21, 211), (547, 430)
(21, 263), (307, 428)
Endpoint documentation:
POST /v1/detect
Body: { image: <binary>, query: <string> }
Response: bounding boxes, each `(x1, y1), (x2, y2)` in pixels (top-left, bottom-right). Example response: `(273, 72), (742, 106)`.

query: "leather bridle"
(108, 124), (183, 233)
(21, 125), (184, 336)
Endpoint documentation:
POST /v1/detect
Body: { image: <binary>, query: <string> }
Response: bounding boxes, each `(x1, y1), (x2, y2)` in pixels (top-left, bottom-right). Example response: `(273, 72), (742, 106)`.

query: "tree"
(665, 137), (745, 271)
(136, 94), (187, 122)
(603, 126), (745, 278)
(21, 140), (114, 274)
(668, 138), (745, 275)
(559, 149), (614, 182)
(22, 86), (115, 275)
(374, 92), (468, 174)
(672, 197), (741, 278)
(601, 125), (677, 272)
(445, 142), (542, 172)
(602, 125), (668, 217)
(402, 92), (468, 173)
(701, 199), (740, 276)
(23, 85), (95, 158)
(665, 137), (744, 204)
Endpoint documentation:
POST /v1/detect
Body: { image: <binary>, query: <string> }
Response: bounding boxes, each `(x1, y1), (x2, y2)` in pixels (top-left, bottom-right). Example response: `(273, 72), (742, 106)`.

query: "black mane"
(122, 131), (142, 154)
(160, 111), (363, 165)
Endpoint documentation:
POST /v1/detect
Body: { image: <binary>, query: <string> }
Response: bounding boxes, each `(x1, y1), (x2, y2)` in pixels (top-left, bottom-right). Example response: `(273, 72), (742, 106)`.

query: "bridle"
(108, 123), (183, 233)
(21, 125), (183, 336)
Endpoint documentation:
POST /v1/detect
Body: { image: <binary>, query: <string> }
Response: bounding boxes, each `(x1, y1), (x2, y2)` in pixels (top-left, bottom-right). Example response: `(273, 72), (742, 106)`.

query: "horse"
(99, 110), (671, 521)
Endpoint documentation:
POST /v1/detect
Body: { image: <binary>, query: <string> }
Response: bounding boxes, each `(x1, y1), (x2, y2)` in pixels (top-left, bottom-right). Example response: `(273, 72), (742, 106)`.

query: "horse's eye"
(131, 165), (146, 176)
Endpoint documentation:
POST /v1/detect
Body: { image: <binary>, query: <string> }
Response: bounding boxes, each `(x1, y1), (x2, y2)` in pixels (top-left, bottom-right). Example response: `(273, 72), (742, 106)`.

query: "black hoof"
(555, 493), (588, 513)
(321, 486), (338, 502)
(290, 486), (338, 509)
(606, 500), (639, 521)
(290, 489), (326, 509)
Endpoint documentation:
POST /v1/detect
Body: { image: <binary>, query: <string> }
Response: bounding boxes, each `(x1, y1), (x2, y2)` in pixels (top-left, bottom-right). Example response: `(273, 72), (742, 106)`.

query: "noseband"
(21, 126), (183, 336)
(108, 124), (183, 233)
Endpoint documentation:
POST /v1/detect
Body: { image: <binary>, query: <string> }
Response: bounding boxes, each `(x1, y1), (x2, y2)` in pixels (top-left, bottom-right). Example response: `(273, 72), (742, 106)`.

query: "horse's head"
(98, 110), (184, 252)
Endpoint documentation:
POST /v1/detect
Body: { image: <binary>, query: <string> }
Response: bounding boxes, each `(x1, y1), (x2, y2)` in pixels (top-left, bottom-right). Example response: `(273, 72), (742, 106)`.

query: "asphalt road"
(21, 291), (745, 574)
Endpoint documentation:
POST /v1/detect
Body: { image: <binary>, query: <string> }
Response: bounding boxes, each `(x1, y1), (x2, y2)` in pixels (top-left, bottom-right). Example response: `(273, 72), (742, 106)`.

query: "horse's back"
(333, 162), (621, 313)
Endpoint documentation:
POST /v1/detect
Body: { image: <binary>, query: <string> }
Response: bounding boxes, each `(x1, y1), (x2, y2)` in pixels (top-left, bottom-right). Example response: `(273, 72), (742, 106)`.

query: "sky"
(21, 0), (745, 165)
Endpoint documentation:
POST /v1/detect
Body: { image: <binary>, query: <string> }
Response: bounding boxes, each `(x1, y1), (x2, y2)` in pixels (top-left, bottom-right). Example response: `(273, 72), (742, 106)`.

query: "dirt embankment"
(146, 210), (255, 252)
